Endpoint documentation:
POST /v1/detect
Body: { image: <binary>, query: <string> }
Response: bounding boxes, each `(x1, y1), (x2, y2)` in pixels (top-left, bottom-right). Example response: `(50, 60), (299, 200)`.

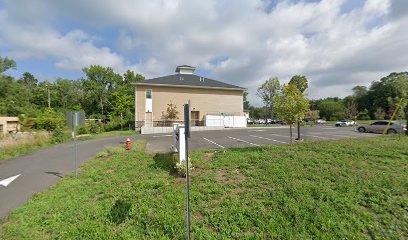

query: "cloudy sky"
(0, 0), (407, 105)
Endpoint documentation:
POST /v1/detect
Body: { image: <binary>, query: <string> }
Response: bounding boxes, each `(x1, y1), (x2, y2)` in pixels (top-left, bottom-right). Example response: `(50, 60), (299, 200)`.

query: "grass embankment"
(77, 130), (137, 141)
(0, 132), (50, 161)
(1, 137), (407, 239)
(0, 130), (137, 161)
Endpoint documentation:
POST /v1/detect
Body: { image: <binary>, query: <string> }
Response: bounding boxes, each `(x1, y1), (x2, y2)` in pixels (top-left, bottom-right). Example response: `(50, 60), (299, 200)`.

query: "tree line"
(248, 72), (408, 122)
(0, 56), (144, 133)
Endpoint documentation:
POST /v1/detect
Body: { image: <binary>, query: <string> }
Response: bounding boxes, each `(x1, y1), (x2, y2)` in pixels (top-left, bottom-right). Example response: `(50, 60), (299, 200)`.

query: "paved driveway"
(0, 126), (373, 218)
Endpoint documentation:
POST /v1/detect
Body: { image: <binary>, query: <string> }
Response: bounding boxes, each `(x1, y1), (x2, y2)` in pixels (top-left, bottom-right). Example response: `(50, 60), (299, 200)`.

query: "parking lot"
(143, 126), (377, 153)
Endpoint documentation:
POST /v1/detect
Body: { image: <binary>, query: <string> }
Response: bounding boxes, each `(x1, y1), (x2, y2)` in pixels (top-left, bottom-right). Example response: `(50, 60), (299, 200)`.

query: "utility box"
(178, 125), (186, 164)
(172, 123), (186, 164)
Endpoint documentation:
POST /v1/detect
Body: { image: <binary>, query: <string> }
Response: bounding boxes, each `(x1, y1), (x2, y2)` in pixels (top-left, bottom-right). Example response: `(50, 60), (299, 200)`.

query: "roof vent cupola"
(175, 65), (196, 74)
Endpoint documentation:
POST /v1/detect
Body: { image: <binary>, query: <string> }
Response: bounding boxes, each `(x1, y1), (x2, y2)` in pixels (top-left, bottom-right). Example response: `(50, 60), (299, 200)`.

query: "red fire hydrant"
(125, 138), (131, 150)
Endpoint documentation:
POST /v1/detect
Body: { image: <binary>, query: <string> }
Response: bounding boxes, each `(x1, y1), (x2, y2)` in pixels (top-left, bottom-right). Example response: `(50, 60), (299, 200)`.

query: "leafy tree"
(343, 96), (358, 120)
(243, 90), (251, 110)
(82, 65), (123, 116)
(54, 79), (82, 109)
(317, 99), (345, 120)
(249, 106), (266, 120)
(0, 75), (34, 116)
(273, 84), (309, 143)
(289, 75), (308, 93)
(357, 109), (370, 120)
(304, 110), (320, 122)
(111, 85), (134, 130)
(366, 72), (408, 118)
(387, 97), (407, 120)
(289, 75), (309, 139)
(123, 69), (144, 84)
(257, 77), (280, 119)
(374, 107), (386, 120)
(0, 56), (16, 74)
(15, 72), (39, 104)
(20, 72), (38, 88)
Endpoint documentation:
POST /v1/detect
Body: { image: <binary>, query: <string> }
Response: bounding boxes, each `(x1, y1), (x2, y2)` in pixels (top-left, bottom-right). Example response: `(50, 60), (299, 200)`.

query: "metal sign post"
(67, 111), (85, 177)
(72, 112), (78, 177)
(183, 102), (191, 240)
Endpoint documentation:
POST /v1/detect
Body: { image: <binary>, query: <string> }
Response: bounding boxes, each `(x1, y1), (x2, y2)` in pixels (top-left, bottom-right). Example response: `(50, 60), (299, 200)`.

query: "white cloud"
(1, 0), (407, 106)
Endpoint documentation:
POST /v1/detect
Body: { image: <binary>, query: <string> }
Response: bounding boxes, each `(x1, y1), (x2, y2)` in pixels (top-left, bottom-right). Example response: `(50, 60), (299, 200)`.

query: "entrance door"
(145, 112), (153, 127)
(191, 111), (199, 126)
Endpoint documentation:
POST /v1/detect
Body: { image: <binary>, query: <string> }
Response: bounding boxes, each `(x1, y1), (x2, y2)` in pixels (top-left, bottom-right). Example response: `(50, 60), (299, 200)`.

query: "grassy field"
(76, 130), (137, 141)
(0, 136), (407, 239)
(0, 132), (50, 161)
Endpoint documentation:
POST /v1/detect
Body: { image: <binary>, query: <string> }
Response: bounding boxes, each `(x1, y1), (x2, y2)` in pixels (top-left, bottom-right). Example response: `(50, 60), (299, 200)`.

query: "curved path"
(0, 135), (139, 218)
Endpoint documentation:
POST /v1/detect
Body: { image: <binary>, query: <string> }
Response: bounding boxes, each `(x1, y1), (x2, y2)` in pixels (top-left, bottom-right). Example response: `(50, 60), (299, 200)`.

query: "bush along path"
(1, 136), (407, 239)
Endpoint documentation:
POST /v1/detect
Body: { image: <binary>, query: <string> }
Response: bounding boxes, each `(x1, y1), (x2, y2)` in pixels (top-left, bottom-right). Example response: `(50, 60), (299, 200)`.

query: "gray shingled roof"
(134, 74), (245, 90)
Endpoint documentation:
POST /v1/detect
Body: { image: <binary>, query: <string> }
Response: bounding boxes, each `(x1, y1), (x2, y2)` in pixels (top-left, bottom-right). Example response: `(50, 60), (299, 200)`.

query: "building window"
(146, 89), (152, 99)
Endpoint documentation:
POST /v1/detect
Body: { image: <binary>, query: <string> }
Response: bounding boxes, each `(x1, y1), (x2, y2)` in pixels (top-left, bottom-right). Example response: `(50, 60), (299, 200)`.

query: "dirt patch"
(216, 170), (227, 182)
(216, 169), (246, 183)
(204, 152), (215, 161)
(190, 167), (205, 177)
(106, 169), (114, 173)
(194, 211), (205, 221)
(213, 169), (247, 203)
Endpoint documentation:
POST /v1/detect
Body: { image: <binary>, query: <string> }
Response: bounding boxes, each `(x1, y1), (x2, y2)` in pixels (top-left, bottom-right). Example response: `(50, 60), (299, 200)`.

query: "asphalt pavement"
(144, 125), (375, 152)
(0, 126), (374, 218)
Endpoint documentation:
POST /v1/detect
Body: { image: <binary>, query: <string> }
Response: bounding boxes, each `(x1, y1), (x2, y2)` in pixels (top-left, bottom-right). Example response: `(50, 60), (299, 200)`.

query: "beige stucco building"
(133, 65), (245, 128)
(0, 117), (20, 134)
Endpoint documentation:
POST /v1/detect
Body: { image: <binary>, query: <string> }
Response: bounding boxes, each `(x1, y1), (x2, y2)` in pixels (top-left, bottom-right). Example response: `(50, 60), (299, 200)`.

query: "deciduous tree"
(257, 77), (280, 119)
(289, 75), (309, 140)
(0, 56), (16, 74)
(273, 84), (309, 144)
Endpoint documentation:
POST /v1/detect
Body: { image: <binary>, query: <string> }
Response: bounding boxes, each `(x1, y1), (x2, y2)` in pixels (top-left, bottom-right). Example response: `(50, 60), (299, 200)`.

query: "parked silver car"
(357, 121), (407, 134)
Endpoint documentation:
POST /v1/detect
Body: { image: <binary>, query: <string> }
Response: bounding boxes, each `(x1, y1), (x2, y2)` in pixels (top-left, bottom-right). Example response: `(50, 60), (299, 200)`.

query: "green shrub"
(77, 122), (104, 135)
(31, 109), (66, 131)
(88, 122), (104, 134)
(32, 117), (65, 131)
(51, 127), (69, 144)
(77, 125), (89, 135)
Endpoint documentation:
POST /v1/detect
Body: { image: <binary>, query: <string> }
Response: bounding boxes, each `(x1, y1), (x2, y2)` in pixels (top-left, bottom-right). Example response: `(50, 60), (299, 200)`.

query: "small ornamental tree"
(165, 102), (179, 120)
(273, 84), (310, 144)
(289, 75), (309, 140)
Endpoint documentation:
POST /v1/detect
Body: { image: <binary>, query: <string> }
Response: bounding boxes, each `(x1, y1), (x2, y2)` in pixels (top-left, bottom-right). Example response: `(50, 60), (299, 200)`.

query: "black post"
(296, 120), (301, 140)
(184, 103), (191, 240)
